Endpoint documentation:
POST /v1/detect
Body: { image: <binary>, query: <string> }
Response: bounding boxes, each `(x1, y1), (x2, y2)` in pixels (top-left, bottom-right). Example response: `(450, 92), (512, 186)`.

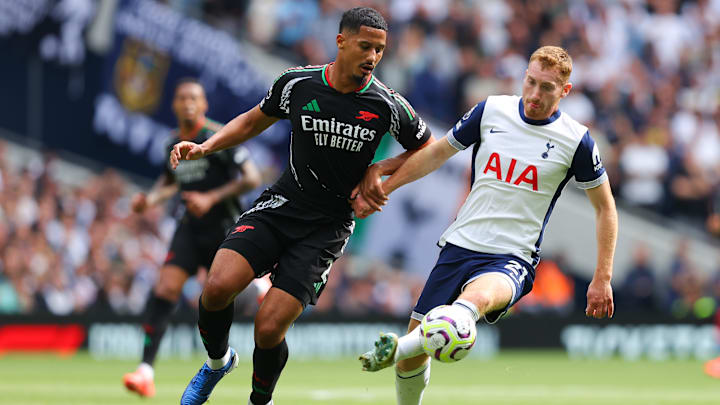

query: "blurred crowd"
(189, 0), (720, 232)
(0, 139), (718, 318)
(0, 142), (169, 315)
(0, 141), (426, 317)
(514, 241), (720, 320)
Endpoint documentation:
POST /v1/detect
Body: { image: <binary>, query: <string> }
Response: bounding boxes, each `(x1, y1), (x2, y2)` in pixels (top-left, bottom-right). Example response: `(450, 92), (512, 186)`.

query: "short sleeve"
(233, 146), (250, 166)
(392, 92), (432, 150)
(259, 69), (311, 119)
(446, 101), (486, 151)
(258, 73), (289, 119)
(571, 131), (608, 189)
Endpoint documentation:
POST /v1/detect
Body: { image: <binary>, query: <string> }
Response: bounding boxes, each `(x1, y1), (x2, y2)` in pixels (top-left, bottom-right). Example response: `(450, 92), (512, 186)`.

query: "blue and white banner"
(92, 0), (287, 168)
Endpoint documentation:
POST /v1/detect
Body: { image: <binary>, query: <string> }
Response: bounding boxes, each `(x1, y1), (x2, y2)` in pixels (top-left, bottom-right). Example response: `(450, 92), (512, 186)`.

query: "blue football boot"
(181, 348), (239, 404)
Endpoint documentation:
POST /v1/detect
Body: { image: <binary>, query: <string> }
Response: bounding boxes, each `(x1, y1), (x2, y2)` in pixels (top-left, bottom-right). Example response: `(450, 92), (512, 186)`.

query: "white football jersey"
(440, 95), (607, 266)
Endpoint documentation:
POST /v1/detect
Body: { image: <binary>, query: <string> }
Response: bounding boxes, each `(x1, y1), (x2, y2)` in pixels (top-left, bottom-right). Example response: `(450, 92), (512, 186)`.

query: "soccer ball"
(419, 305), (477, 363)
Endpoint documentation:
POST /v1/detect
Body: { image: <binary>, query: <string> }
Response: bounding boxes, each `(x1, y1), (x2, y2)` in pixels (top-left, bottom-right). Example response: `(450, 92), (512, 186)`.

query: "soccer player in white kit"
(356, 46), (618, 405)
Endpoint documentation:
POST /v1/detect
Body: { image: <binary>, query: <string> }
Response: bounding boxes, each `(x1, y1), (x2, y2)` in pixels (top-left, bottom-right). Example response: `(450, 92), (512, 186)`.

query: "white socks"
(137, 362), (154, 379)
(393, 300), (479, 405)
(394, 326), (424, 362)
(452, 299), (481, 322)
(207, 347), (232, 370)
(396, 362), (430, 405)
(395, 300), (480, 363)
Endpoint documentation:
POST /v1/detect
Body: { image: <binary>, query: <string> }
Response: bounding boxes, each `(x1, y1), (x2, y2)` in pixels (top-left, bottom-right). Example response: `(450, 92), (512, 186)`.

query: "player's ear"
(336, 33), (345, 50)
(561, 82), (572, 98)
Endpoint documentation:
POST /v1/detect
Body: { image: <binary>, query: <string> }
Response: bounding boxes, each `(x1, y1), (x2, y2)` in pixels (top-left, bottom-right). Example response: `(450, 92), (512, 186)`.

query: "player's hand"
(352, 192), (379, 219)
(170, 141), (206, 169)
(183, 191), (216, 217)
(358, 164), (388, 211)
(586, 277), (614, 319)
(130, 192), (147, 213)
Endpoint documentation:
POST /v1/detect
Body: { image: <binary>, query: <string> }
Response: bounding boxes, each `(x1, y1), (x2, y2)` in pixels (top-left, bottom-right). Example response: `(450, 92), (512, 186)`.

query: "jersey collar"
(322, 62), (375, 93)
(178, 117), (206, 140)
(518, 99), (561, 126)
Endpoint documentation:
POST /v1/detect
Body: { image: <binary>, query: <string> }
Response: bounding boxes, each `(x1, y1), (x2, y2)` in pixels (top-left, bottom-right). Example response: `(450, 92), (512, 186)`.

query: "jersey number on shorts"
(504, 260), (528, 284)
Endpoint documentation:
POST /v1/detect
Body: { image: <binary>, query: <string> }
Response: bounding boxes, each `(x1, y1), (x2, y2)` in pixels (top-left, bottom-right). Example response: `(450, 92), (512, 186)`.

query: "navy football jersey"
(259, 63), (431, 217)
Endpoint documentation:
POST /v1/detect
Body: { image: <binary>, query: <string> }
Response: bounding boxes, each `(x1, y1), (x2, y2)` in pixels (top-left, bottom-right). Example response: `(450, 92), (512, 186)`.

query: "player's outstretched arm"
(131, 173), (178, 213)
(584, 181), (618, 319)
(382, 135), (458, 196)
(170, 106), (279, 169)
(359, 136), (436, 210)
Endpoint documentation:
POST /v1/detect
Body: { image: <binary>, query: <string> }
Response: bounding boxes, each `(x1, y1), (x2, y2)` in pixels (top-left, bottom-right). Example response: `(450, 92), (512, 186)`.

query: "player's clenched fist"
(170, 141), (206, 169)
(130, 192), (148, 213)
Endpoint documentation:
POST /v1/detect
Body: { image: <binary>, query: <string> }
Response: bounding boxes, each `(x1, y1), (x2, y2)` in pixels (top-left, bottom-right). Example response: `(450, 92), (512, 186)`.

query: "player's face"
(172, 83), (208, 126)
(521, 60), (572, 120)
(337, 26), (386, 83)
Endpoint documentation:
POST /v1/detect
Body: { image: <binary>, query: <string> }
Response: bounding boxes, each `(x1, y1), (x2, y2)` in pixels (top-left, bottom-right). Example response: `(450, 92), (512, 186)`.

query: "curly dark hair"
(339, 7), (388, 34)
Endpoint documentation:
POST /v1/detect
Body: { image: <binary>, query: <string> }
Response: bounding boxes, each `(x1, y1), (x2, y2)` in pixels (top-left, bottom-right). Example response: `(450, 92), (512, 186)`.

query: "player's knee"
(254, 317), (286, 348)
(153, 283), (182, 302)
(462, 290), (496, 314)
(201, 278), (235, 310)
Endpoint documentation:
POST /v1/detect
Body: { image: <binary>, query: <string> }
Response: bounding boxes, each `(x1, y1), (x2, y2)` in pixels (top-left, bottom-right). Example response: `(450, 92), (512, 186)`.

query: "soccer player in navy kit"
(122, 78), (262, 398)
(171, 8), (434, 405)
(358, 46), (618, 405)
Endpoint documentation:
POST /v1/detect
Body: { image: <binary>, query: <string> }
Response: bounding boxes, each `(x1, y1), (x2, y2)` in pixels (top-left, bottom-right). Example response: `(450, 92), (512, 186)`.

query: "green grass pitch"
(1, 350), (719, 404)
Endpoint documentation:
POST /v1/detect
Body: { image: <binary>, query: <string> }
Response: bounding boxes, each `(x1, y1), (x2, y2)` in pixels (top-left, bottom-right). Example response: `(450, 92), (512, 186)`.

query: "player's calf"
(396, 360), (431, 405)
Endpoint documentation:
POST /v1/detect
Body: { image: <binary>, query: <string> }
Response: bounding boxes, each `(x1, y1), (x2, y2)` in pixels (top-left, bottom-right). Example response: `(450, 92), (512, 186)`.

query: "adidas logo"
(302, 99), (321, 112)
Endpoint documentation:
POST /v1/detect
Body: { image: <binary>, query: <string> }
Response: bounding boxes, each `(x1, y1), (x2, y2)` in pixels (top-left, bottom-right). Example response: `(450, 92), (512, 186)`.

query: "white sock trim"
(137, 362), (154, 379)
(453, 299), (481, 322)
(207, 347), (231, 370)
(396, 362), (430, 379)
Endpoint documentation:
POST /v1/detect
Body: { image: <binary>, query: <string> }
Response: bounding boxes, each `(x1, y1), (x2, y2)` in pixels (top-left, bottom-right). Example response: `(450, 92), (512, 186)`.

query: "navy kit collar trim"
(518, 99), (561, 126)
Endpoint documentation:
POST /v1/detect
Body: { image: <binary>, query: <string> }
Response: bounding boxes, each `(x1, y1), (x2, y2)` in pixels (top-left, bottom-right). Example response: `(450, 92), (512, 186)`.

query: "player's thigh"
(220, 213), (284, 279)
(202, 248), (257, 310)
(165, 222), (202, 277)
(273, 218), (353, 308)
(153, 264), (190, 301)
(253, 287), (304, 348)
(206, 215), (285, 309)
(459, 273), (514, 314)
(462, 255), (534, 323)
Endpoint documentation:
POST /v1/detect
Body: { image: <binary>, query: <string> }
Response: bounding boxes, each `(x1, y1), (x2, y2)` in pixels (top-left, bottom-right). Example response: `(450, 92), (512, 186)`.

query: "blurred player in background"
(358, 46), (617, 405)
(122, 78), (262, 398)
(704, 316), (720, 378)
(170, 7), (434, 405)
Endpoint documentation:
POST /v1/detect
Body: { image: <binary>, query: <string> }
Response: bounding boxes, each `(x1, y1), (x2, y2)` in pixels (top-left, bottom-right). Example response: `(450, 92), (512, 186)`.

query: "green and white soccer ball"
(419, 305), (477, 363)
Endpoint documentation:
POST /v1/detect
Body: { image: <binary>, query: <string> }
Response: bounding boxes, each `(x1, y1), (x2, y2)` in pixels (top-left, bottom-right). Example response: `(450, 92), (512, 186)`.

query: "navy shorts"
(219, 191), (354, 308)
(412, 243), (535, 323)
